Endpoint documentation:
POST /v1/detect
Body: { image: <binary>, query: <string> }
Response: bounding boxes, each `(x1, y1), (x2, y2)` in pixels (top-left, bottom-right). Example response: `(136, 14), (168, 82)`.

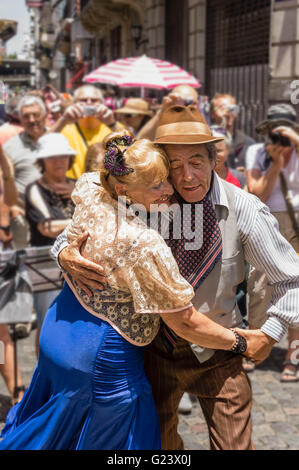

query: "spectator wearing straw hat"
(115, 98), (153, 137)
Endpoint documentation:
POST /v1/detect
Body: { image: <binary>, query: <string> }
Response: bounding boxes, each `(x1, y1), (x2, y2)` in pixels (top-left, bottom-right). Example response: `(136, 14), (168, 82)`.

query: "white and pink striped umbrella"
(83, 55), (200, 90)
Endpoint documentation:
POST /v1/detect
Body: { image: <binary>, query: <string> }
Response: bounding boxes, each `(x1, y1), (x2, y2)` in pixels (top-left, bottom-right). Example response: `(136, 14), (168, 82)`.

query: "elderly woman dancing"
(0, 130), (241, 450)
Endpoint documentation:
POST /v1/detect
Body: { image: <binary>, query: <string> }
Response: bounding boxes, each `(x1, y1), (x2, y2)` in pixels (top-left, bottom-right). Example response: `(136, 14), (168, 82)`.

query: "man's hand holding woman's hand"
(234, 328), (276, 365)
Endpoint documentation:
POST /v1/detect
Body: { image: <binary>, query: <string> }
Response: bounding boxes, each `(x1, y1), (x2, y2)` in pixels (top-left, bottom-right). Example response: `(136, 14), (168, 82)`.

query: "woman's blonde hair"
(99, 130), (169, 199)
(84, 142), (105, 172)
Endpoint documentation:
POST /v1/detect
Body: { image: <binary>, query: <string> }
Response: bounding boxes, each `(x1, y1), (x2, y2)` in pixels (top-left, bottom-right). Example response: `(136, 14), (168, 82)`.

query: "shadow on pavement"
(255, 345), (287, 373)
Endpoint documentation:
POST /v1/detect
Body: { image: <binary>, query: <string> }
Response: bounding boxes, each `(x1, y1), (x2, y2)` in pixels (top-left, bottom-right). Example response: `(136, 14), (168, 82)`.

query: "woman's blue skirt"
(0, 283), (161, 450)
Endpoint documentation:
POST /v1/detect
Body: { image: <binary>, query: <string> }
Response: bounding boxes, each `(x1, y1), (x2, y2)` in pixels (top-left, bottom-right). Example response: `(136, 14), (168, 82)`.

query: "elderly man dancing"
(52, 105), (299, 450)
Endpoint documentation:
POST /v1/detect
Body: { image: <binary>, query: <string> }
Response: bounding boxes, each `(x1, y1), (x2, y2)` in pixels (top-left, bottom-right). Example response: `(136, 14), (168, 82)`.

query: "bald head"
(171, 85), (199, 104)
(74, 85), (104, 102)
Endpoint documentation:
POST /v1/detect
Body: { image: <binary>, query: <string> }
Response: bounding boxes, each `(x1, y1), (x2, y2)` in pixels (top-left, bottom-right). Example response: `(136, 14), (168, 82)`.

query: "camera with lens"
(268, 131), (291, 147)
(83, 105), (98, 117)
(183, 99), (195, 107)
(226, 104), (239, 115)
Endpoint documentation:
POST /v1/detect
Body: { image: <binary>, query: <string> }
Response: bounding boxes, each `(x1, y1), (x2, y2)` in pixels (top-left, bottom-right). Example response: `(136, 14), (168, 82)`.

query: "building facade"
(27, 0), (299, 136)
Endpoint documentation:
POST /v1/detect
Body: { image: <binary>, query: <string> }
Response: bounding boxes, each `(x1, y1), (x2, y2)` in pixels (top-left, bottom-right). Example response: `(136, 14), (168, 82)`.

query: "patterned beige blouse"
(65, 172), (194, 346)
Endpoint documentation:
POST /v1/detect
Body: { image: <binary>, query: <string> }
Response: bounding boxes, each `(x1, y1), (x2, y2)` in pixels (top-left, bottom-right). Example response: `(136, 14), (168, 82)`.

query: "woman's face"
(43, 155), (70, 179)
(123, 113), (145, 133)
(125, 177), (174, 212)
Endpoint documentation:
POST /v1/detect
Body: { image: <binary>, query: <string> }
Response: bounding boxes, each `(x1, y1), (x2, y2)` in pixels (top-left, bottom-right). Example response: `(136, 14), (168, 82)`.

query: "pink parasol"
(83, 55), (200, 90)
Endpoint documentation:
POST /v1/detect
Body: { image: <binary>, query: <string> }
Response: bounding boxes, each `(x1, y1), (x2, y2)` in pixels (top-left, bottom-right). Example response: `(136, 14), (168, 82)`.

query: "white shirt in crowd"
(245, 143), (299, 212)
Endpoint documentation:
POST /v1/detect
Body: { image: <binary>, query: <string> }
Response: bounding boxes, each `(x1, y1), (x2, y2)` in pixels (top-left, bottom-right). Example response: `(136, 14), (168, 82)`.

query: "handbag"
(0, 250), (33, 324)
(279, 172), (299, 242)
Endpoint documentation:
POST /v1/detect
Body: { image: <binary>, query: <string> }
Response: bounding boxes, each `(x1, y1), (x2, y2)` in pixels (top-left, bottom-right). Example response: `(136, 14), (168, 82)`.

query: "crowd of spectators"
(0, 82), (299, 406)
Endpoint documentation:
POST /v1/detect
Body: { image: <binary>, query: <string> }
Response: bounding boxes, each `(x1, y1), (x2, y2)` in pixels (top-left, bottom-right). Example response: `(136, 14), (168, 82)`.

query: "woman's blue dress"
(0, 283), (161, 450)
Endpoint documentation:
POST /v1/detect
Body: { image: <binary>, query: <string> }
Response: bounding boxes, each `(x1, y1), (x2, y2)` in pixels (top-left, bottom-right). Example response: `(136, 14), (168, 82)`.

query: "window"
(206, 0), (271, 68)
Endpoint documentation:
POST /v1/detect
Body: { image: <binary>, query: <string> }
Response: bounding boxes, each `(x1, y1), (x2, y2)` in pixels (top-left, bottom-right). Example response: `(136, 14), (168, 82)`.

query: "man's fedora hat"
(155, 105), (224, 144)
(116, 98), (153, 116)
(256, 103), (299, 134)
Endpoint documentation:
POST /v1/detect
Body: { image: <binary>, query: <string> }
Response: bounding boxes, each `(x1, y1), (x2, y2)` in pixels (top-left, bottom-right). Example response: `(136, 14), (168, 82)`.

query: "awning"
(26, 1), (45, 7)
(66, 64), (89, 90)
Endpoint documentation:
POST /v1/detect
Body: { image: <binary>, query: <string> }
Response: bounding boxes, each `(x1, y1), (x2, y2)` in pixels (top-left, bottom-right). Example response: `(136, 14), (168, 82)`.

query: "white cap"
(36, 133), (76, 159)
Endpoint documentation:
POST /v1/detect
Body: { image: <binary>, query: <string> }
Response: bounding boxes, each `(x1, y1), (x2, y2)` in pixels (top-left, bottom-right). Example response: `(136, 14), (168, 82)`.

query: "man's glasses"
(124, 114), (139, 118)
(78, 98), (101, 104)
(210, 126), (230, 137)
(214, 104), (240, 115)
(183, 99), (197, 107)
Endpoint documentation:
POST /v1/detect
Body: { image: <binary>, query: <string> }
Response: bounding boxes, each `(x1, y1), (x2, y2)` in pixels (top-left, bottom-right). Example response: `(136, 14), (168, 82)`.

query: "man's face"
(75, 87), (103, 128)
(165, 144), (214, 202)
(211, 96), (238, 131)
(215, 141), (229, 167)
(75, 88), (102, 111)
(20, 104), (46, 140)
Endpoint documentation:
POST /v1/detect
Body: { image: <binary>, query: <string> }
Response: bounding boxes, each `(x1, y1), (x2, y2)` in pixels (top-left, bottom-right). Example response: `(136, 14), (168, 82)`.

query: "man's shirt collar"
(20, 129), (47, 150)
(209, 171), (229, 210)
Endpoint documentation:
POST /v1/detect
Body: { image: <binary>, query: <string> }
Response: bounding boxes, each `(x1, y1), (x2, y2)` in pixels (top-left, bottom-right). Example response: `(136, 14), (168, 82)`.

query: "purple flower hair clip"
(104, 135), (135, 177)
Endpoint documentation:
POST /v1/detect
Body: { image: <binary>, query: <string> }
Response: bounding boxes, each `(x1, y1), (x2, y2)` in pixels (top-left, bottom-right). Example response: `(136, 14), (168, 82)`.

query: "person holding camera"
(137, 85), (199, 141)
(49, 85), (123, 179)
(246, 103), (299, 381)
(210, 93), (255, 172)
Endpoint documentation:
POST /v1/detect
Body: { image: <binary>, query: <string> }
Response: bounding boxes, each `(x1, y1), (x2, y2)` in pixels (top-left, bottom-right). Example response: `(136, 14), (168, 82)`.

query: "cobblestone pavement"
(0, 331), (298, 450)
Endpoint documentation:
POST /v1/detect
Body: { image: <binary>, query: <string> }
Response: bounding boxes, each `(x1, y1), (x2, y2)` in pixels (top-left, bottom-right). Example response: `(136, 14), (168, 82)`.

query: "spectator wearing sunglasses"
(115, 98), (153, 137)
(210, 93), (255, 173)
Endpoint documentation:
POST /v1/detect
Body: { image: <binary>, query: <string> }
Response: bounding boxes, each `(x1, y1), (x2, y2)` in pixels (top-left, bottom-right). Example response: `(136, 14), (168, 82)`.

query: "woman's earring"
(125, 194), (132, 205)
